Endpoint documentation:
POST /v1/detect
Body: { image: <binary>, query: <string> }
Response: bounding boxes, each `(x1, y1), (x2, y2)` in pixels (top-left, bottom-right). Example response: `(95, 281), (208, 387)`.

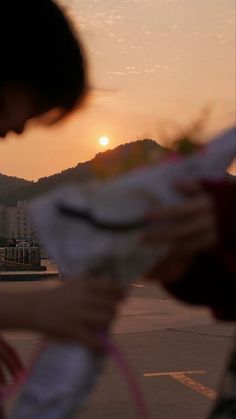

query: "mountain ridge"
(0, 139), (165, 205)
(1, 137), (234, 206)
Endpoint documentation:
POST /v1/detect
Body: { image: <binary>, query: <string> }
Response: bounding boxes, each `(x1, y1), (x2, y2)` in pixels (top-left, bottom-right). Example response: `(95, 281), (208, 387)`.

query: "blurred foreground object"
(12, 126), (236, 419)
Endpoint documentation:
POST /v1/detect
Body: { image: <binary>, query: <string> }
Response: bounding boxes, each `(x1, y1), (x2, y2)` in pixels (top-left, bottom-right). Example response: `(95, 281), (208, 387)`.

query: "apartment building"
(0, 201), (37, 240)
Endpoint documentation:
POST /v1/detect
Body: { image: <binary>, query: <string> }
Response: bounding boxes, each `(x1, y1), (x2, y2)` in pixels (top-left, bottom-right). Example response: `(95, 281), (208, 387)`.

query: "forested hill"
(0, 139), (166, 205)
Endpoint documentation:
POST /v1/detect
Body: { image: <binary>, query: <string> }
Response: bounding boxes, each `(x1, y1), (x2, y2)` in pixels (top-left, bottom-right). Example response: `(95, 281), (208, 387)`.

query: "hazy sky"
(0, 0), (235, 180)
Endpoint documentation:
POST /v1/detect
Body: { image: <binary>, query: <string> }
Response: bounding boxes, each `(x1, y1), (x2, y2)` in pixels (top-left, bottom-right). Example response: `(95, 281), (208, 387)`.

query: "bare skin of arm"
(0, 278), (124, 352)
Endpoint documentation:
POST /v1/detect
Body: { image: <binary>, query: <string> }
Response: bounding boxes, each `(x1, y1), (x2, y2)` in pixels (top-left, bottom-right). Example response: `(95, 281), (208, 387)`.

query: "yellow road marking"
(171, 373), (217, 400)
(144, 370), (217, 400)
(144, 370), (205, 377)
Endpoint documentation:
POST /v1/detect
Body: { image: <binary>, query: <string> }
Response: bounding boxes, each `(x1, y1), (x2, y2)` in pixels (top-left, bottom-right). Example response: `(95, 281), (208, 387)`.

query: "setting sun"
(99, 136), (110, 147)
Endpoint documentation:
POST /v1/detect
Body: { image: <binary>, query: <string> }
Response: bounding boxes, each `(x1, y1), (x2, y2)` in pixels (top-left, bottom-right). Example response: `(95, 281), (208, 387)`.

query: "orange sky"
(0, 0), (235, 180)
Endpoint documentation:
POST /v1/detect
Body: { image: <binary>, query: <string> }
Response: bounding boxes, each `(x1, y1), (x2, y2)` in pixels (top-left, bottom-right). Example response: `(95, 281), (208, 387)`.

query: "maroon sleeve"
(165, 179), (236, 320)
(164, 253), (228, 305)
(203, 180), (236, 249)
(165, 252), (236, 320)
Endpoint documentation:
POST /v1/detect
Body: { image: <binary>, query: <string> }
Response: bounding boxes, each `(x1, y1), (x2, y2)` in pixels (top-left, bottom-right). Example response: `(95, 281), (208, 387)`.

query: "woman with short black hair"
(0, 2), (123, 417)
(0, 0), (88, 138)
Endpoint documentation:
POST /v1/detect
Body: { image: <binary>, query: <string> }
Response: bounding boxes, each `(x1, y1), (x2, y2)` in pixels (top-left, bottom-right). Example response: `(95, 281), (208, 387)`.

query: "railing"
(0, 247), (41, 270)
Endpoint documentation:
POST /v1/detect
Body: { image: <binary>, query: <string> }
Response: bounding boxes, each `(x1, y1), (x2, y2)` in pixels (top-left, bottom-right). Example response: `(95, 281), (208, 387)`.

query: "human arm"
(0, 278), (124, 351)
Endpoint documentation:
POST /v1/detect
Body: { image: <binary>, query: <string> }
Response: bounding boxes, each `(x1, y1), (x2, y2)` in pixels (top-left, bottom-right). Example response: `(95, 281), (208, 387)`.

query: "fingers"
(146, 228), (218, 285)
(77, 302), (117, 326)
(65, 278), (123, 337)
(45, 314), (114, 353)
(86, 278), (125, 300)
(64, 277), (125, 313)
(147, 195), (213, 224)
(144, 191), (218, 254)
(145, 213), (218, 245)
(34, 277), (125, 353)
(147, 254), (192, 285)
(146, 230), (218, 286)
(83, 299), (120, 319)
(69, 277), (125, 301)
(174, 181), (204, 197)
(45, 303), (117, 353)
(178, 231), (219, 255)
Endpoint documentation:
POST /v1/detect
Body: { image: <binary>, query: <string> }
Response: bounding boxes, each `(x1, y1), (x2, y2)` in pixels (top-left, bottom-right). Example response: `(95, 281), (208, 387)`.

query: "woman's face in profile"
(0, 85), (44, 139)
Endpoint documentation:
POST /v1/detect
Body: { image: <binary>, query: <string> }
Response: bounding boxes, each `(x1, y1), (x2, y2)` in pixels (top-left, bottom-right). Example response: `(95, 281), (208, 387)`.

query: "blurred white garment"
(30, 126), (236, 282)
(12, 126), (236, 419)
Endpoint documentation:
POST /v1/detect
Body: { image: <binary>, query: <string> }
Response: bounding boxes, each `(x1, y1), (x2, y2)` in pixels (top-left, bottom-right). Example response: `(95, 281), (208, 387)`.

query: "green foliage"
(163, 107), (211, 155)
(173, 136), (204, 155)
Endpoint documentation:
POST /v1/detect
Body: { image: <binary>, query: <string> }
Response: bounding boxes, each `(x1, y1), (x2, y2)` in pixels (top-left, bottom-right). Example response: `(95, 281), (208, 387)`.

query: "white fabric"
(30, 126), (235, 282)
(12, 127), (236, 419)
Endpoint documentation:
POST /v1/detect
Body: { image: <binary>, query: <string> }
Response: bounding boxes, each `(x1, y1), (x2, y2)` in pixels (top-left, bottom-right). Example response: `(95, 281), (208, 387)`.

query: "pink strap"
(0, 340), (45, 402)
(0, 337), (25, 402)
(0, 337), (149, 418)
(99, 333), (149, 419)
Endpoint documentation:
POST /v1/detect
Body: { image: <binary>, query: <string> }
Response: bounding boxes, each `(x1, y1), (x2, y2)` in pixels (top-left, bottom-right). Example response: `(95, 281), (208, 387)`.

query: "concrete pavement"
(1, 281), (235, 419)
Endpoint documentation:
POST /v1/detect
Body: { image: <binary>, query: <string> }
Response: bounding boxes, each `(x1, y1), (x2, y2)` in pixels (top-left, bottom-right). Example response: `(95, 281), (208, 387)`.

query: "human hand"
(26, 278), (125, 352)
(146, 250), (193, 285)
(144, 182), (219, 284)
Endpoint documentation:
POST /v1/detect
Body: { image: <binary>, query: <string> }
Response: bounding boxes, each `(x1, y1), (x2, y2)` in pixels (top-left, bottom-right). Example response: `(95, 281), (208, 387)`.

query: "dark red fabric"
(204, 180), (236, 249)
(0, 336), (24, 415)
(0, 371), (5, 418)
(164, 179), (236, 320)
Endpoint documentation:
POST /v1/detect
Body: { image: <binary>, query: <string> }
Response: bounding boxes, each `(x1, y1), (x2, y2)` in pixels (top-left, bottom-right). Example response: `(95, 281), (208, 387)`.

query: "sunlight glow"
(99, 136), (110, 147)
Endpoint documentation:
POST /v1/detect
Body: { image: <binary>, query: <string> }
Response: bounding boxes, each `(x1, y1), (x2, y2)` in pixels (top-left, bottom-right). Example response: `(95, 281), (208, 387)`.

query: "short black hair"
(0, 0), (87, 116)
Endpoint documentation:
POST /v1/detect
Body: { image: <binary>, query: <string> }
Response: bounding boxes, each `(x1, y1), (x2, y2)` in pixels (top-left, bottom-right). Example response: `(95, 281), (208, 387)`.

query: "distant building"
(0, 201), (38, 241)
(0, 204), (6, 237)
